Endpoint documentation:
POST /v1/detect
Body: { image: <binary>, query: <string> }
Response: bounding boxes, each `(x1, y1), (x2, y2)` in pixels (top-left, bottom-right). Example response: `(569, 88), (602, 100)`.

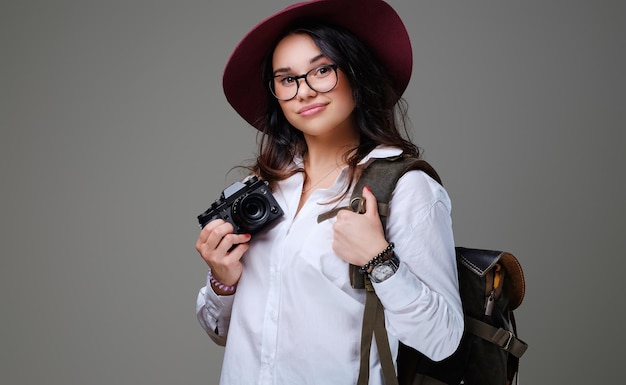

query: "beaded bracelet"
(359, 242), (395, 274)
(208, 269), (237, 293)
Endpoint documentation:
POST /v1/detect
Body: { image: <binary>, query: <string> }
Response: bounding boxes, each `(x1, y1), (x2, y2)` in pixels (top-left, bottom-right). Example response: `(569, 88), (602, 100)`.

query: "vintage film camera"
(197, 176), (284, 234)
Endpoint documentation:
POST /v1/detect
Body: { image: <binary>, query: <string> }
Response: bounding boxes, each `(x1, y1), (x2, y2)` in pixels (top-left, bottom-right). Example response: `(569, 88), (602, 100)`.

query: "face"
(271, 33), (357, 141)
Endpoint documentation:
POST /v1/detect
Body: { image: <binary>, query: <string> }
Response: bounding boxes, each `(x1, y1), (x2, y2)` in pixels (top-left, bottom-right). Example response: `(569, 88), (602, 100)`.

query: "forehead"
(272, 33), (325, 71)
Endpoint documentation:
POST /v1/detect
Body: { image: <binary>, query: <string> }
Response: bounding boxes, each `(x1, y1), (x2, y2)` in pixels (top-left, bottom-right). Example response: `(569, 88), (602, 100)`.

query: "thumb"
(362, 185), (379, 217)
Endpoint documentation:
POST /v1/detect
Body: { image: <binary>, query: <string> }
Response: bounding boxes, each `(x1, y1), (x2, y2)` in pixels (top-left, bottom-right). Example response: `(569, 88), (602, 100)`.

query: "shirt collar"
(357, 145), (403, 166)
(293, 145), (403, 169)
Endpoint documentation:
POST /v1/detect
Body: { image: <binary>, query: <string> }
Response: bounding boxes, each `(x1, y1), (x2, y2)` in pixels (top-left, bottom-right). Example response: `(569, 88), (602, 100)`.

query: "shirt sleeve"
(372, 170), (464, 362)
(196, 270), (236, 346)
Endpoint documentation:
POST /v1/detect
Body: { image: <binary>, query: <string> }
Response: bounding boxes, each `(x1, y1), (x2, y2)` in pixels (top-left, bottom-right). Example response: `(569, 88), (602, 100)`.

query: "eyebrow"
(273, 54), (327, 75)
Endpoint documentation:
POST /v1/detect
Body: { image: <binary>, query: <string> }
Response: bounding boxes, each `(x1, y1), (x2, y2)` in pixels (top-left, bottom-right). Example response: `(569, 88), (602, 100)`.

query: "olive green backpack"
(319, 155), (528, 385)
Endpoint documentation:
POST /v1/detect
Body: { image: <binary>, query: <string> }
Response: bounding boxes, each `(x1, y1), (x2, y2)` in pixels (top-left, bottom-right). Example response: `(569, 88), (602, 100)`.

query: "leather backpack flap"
(456, 247), (526, 311)
(498, 252), (526, 310)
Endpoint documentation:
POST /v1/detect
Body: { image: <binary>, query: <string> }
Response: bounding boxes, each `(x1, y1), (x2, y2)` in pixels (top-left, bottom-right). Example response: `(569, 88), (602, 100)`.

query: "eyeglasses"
(269, 64), (339, 101)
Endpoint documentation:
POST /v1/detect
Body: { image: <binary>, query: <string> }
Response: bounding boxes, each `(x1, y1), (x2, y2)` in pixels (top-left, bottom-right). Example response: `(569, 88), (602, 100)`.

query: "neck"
(302, 130), (359, 172)
(303, 146), (348, 171)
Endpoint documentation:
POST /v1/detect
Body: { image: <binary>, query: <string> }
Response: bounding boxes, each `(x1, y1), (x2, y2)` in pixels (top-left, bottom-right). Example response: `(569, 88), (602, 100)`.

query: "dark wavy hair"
(249, 21), (420, 196)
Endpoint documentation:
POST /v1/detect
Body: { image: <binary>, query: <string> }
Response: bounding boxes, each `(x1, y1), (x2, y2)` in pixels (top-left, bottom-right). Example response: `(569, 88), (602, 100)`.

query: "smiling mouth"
(298, 103), (327, 116)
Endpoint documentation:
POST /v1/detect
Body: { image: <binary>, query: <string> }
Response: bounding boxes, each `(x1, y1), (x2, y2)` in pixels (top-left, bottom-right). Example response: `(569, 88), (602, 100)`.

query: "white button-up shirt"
(196, 146), (463, 385)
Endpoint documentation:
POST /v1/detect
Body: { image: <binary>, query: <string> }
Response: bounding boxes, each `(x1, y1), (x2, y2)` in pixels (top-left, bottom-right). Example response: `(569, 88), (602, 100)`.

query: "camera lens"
(232, 194), (269, 232)
(241, 196), (266, 221)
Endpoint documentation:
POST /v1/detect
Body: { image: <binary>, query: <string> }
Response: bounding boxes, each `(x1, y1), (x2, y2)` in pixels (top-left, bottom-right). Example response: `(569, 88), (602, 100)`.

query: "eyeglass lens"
(270, 64), (338, 101)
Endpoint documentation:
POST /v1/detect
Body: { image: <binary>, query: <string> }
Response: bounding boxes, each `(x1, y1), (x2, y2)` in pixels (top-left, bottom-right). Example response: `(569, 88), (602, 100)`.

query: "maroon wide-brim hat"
(222, 0), (413, 130)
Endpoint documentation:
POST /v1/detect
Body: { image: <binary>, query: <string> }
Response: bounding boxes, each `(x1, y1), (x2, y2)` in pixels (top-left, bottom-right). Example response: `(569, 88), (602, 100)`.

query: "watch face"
(371, 263), (395, 282)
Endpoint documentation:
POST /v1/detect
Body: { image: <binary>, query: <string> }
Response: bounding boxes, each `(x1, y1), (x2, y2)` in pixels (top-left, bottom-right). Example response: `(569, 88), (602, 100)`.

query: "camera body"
(197, 176), (284, 234)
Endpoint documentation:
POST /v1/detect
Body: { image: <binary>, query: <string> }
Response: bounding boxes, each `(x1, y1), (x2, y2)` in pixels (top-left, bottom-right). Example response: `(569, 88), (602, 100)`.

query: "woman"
(195, 1), (463, 384)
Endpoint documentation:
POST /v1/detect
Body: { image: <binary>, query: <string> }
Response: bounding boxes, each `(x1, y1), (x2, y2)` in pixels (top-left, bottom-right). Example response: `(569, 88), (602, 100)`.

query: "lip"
(297, 103), (328, 117)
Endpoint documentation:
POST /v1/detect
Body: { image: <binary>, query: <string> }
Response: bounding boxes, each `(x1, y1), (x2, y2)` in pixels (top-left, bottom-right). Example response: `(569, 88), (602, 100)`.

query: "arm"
(375, 170), (463, 361)
(196, 272), (236, 346)
(333, 171), (463, 361)
(195, 219), (251, 345)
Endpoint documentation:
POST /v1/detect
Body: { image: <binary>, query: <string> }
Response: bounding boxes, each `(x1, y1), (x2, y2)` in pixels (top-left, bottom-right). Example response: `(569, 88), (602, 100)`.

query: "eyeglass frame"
(269, 64), (339, 101)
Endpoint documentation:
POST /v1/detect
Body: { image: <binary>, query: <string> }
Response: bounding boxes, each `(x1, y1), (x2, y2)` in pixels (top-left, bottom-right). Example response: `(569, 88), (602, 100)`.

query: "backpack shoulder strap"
(355, 156), (442, 225)
(317, 155), (442, 224)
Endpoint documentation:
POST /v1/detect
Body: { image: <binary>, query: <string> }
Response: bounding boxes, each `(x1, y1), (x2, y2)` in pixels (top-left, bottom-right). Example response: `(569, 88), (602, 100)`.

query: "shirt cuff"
(196, 272), (236, 339)
(371, 262), (423, 311)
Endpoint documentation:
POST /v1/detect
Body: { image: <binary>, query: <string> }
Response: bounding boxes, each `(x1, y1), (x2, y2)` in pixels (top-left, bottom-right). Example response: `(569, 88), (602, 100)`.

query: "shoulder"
(391, 168), (452, 215)
(384, 169), (453, 250)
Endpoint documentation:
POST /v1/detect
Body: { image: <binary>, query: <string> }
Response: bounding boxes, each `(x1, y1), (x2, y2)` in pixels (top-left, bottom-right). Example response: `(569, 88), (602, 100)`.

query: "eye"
(313, 65), (333, 77)
(278, 75), (297, 86)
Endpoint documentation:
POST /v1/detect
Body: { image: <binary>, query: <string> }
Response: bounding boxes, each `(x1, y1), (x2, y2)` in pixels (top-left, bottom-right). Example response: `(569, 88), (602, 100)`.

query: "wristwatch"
(369, 253), (400, 283)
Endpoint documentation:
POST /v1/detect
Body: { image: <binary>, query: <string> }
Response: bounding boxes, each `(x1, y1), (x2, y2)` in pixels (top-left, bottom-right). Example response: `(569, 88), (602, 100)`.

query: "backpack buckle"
(350, 197), (366, 214)
(493, 328), (515, 351)
(504, 331), (514, 350)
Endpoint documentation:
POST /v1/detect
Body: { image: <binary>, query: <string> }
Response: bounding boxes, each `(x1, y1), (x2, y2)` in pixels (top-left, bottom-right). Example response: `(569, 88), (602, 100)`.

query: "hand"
(195, 219), (251, 293)
(332, 186), (389, 267)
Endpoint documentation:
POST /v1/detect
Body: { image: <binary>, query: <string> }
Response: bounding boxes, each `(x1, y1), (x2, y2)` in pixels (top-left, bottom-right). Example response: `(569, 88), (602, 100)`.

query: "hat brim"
(222, 0), (412, 130)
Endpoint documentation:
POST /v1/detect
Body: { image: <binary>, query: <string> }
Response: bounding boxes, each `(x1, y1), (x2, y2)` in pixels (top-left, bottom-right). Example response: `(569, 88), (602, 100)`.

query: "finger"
(196, 219), (221, 253)
(198, 218), (225, 242)
(207, 221), (237, 249)
(226, 241), (251, 262)
(362, 186), (379, 217)
(217, 233), (252, 254)
(197, 220), (234, 254)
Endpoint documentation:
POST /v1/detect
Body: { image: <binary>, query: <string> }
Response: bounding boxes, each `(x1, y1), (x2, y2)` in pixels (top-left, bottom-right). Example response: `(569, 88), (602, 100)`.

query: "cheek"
(337, 91), (356, 115)
(337, 74), (355, 101)
(336, 83), (356, 111)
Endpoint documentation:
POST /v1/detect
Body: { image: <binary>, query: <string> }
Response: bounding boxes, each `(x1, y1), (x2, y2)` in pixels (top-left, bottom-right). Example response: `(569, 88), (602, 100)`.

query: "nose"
(295, 78), (317, 99)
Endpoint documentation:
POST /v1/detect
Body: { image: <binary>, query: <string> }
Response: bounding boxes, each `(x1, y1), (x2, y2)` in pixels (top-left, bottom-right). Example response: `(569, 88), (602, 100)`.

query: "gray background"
(2, 0), (624, 384)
